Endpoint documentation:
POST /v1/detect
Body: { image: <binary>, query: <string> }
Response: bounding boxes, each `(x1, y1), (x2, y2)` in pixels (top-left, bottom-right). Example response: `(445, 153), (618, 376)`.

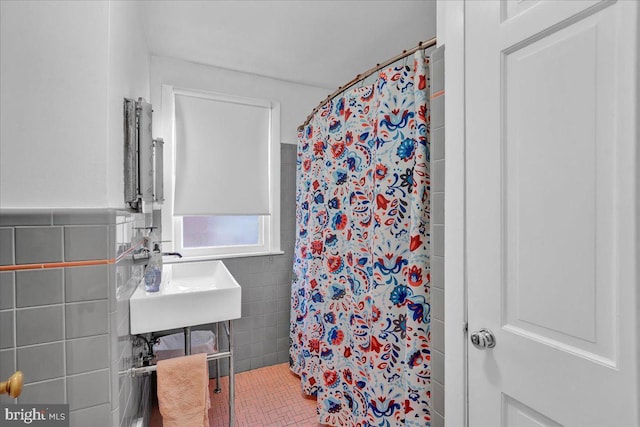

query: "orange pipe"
(430, 90), (445, 100)
(0, 259), (115, 272)
(0, 240), (146, 272)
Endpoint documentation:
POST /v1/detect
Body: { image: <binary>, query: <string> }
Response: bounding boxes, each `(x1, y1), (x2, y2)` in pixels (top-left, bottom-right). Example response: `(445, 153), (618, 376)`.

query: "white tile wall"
(430, 46), (445, 425)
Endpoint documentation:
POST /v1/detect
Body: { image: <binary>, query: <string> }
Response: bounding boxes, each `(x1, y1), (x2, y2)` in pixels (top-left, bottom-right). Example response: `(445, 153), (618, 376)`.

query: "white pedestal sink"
(130, 260), (242, 334)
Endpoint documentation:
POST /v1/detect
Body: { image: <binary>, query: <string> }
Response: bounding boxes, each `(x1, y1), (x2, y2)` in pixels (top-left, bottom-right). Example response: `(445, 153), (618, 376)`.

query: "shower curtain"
(290, 51), (431, 427)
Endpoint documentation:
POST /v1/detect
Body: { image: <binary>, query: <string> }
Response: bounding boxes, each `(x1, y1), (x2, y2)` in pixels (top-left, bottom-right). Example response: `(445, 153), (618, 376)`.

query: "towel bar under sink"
(119, 320), (235, 427)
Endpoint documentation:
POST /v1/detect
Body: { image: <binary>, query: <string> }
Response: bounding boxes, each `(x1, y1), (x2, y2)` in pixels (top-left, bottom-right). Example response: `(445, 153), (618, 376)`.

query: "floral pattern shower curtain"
(290, 51), (432, 427)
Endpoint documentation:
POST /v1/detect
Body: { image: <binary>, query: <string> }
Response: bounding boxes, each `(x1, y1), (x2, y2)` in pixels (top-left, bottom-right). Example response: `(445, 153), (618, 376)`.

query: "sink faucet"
(132, 247), (151, 262)
(162, 252), (183, 258)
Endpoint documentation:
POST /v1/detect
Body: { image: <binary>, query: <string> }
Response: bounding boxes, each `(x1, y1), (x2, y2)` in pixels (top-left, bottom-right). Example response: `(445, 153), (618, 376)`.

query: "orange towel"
(157, 353), (211, 427)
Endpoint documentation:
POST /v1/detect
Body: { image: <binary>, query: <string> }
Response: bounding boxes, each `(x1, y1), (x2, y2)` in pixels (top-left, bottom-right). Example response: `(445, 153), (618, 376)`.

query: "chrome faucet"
(132, 247), (151, 262)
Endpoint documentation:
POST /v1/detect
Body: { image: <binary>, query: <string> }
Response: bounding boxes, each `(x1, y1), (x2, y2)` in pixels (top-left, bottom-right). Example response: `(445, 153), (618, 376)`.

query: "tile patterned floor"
(150, 363), (325, 427)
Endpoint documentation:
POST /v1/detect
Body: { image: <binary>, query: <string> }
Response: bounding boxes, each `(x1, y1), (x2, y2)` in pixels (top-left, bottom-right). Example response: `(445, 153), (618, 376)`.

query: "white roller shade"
(173, 92), (271, 215)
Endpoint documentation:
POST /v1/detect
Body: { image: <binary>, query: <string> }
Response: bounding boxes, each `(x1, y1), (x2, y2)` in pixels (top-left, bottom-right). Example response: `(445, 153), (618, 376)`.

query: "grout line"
(14, 303), (64, 311)
(65, 333), (109, 343)
(62, 267), (67, 404)
(11, 229), (17, 385)
(123, 379), (133, 422)
(14, 340), (65, 350)
(61, 225), (65, 267)
(10, 227), (16, 266)
(12, 307), (16, 404)
(69, 401), (110, 414)
(20, 376), (65, 387)
(10, 262), (16, 310)
(64, 298), (109, 306)
(64, 367), (110, 380)
(107, 336), (114, 419)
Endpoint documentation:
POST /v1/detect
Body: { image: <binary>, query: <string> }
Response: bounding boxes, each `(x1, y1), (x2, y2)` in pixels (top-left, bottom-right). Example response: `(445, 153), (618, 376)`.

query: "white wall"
(150, 56), (330, 145)
(438, 1), (467, 426)
(107, 1), (150, 208)
(0, 1), (149, 209)
(0, 1), (110, 208)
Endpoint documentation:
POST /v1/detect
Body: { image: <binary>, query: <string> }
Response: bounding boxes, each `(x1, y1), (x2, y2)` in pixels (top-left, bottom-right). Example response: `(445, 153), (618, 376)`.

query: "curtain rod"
(297, 37), (437, 131)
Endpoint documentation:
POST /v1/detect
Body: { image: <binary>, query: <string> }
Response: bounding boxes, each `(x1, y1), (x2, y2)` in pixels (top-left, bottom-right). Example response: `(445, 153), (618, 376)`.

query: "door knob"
(0, 371), (23, 398)
(470, 328), (496, 349)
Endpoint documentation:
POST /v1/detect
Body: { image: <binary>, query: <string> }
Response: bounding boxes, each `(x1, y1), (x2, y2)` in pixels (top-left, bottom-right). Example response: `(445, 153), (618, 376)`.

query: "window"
(182, 216), (260, 247)
(162, 86), (281, 259)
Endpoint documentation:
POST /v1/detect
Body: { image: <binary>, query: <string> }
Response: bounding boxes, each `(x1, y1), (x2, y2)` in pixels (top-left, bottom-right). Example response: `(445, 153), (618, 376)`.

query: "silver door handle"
(470, 328), (496, 349)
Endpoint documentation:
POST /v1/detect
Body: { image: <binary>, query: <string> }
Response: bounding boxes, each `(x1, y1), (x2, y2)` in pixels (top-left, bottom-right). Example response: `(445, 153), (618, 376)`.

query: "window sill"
(164, 250), (286, 264)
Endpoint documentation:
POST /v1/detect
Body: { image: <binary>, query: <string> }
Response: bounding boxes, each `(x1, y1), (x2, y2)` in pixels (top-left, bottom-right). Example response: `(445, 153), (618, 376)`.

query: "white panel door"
(465, 1), (639, 426)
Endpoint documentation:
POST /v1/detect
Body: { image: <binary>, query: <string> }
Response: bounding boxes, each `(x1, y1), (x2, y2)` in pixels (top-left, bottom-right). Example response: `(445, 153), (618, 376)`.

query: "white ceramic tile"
(17, 342), (64, 382)
(16, 305), (63, 346)
(433, 380), (445, 416)
(67, 369), (110, 411)
(433, 225), (445, 257)
(0, 228), (14, 265)
(432, 159), (445, 192)
(432, 192), (445, 225)
(432, 288), (444, 321)
(432, 319), (444, 353)
(432, 349), (445, 385)
(15, 227), (63, 264)
(0, 272), (15, 309)
(431, 127), (445, 160)
(16, 269), (64, 308)
(432, 256), (444, 290)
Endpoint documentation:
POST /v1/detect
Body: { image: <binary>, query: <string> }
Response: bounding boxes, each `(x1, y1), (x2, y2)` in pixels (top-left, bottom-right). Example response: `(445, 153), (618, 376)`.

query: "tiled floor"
(150, 363), (324, 427)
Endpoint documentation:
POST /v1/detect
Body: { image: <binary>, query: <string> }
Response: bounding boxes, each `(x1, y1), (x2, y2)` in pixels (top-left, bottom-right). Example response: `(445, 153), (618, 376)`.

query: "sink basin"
(130, 260), (242, 334)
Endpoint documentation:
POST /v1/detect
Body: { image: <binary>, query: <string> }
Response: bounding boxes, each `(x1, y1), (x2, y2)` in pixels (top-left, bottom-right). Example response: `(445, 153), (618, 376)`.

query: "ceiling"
(139, 0), (437, 90)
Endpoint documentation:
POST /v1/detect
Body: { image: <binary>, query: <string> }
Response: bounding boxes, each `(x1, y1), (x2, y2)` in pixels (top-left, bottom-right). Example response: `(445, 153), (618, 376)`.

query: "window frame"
(161, 85), (281, 260)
